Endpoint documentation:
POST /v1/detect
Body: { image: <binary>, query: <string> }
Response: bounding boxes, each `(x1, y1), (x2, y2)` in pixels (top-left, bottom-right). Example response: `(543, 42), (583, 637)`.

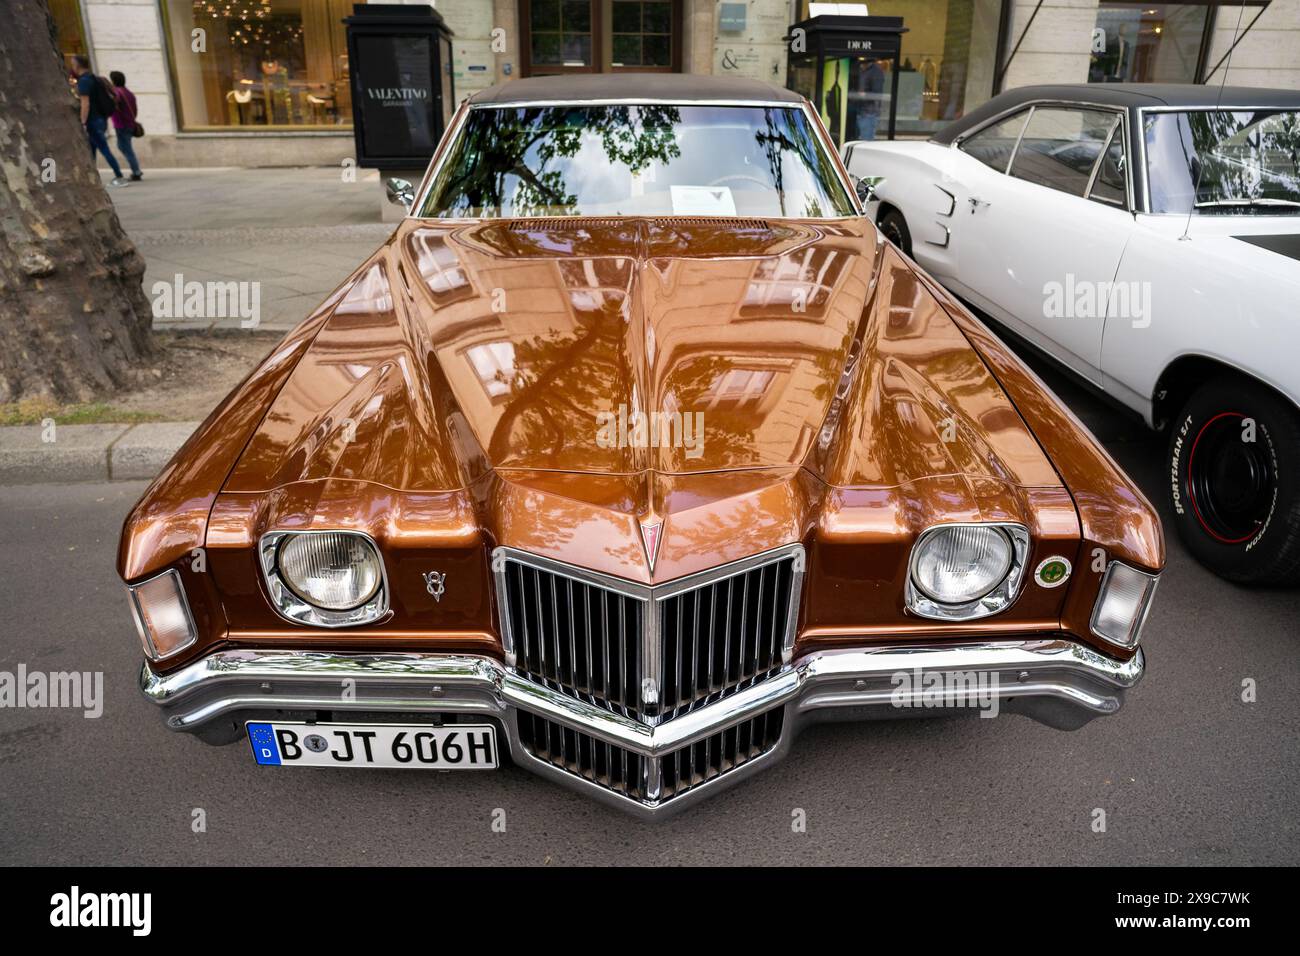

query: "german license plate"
(246, 721), (498, 770)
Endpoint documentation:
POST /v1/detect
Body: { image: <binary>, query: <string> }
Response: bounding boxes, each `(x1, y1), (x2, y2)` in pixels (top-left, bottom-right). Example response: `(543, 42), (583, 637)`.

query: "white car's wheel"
(1168, 377), (1300, 585)
(878, 208), (912, 258)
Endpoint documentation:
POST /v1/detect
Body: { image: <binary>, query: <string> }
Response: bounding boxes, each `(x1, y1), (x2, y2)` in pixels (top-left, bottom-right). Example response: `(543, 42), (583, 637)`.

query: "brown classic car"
(120, 74), (1163, 817)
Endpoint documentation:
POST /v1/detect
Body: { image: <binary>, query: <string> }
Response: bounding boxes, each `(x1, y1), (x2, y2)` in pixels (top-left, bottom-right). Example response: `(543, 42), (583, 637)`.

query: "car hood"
(223, 217), (1061, 494)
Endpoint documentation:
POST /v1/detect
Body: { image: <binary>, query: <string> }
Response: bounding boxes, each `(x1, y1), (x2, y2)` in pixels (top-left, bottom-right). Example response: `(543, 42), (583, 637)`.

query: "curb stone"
(0, 422), (200, 485)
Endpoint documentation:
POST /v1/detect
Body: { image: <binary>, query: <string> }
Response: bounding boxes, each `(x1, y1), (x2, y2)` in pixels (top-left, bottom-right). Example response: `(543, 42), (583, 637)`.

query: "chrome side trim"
(924, 223), (951, 249)
(472, 98), (803, 108)
(140, 637), (1144, 818)
(410, 102), (470, 216)
(934, 183), (957, 217)
(952, 98), (1128, 149)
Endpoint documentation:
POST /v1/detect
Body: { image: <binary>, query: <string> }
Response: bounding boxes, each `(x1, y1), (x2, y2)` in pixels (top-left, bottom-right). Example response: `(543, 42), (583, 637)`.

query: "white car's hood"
(1144, 213), (1300, 268)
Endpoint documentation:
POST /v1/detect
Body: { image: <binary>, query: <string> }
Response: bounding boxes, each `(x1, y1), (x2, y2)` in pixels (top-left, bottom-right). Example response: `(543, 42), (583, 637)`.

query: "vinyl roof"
(468, 73), (805, 106)
(933, 84), (1300, 143)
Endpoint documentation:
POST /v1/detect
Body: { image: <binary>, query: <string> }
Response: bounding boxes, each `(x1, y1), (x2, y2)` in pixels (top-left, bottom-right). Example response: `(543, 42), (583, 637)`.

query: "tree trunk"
(0, 0), (154, 404)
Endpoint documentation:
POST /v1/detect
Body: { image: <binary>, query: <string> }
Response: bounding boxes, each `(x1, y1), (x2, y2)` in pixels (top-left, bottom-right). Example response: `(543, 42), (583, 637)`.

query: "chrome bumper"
(140, 638), (1143, 818)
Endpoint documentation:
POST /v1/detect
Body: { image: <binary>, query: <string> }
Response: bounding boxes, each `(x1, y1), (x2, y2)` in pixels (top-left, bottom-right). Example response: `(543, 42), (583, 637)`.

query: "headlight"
(1090, 562), (1159, 648)
(259, 531), (388, 627)
(279, 533), (382, 610)
(906, 524), (1029, 621)
(128, 569), (197, 660)
(913, 526), (1012, 603)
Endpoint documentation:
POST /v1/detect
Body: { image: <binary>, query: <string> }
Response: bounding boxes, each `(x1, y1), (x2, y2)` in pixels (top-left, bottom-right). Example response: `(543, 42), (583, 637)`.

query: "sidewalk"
(0, 167), (398, 485)
(105, 166), (395, 331)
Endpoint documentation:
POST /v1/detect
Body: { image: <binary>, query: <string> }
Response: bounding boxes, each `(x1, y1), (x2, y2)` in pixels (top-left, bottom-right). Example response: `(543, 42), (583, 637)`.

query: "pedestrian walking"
(109, 71), (144, 182)
(71, 55), (128, 186)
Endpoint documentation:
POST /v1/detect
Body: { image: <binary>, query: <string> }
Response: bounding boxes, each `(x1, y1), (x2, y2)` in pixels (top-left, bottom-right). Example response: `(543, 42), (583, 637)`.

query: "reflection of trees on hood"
(433, 106), (683, 217)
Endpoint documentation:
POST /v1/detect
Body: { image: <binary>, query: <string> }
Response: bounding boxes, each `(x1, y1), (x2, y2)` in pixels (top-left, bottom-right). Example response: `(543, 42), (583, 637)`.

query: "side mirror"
(851, 174), (881, 205)
(385, 177), (415, 210)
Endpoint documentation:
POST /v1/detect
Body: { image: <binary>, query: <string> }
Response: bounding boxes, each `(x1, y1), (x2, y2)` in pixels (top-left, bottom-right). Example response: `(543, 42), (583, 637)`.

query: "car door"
(949, 105), (1137, 385)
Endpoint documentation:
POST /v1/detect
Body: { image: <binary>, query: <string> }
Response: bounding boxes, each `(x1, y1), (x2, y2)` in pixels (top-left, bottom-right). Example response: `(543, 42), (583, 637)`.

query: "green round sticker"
(1035, 556), (1071, 588)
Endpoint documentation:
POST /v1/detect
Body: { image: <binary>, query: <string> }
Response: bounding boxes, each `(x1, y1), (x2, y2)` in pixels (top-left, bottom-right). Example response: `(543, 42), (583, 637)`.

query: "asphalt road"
(1, 359), (1297, 866)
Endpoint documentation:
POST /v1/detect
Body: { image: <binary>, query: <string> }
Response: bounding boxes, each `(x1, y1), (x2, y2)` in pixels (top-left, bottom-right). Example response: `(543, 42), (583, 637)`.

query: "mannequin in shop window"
(854, 58), (884, 141)
(261, 58), (292, 124)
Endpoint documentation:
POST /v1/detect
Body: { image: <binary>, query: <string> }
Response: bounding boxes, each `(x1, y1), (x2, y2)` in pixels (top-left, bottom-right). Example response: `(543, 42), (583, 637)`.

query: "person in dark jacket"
(109, 71), (143, 181)
(72, 55), (127, 186)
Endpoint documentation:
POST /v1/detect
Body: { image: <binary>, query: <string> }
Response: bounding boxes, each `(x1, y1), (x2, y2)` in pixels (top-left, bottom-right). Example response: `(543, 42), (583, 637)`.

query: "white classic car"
(843, 84), (1300, 585)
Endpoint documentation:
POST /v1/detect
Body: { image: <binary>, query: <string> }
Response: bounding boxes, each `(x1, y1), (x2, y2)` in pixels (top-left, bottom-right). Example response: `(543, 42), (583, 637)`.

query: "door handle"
(968, 196), (991, 213)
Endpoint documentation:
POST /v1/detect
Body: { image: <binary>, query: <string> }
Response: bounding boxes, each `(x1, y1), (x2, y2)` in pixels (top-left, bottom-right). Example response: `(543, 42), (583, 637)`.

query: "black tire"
(1167, 376), (1300, 584)
(878, 207), (912, 258)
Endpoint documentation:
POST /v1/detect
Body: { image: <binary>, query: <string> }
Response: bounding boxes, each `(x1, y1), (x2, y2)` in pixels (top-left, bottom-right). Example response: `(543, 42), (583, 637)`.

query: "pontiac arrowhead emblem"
(639, 520), (663, 572)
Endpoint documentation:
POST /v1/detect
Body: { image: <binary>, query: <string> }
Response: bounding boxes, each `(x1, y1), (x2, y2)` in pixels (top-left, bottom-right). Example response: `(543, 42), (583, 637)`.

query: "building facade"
(53, 0), (1300, 167)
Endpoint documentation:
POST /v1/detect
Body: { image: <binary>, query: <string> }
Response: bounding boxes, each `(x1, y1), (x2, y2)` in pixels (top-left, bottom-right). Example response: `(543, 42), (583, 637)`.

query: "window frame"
(1136, 103), (1300, 216)
(956, 107), (1033, 174)
(953, 99), (1135, 211)
(410, 99), (864, 221)
(520, 0), (684, 77)
(1086, 116), (1129, 210)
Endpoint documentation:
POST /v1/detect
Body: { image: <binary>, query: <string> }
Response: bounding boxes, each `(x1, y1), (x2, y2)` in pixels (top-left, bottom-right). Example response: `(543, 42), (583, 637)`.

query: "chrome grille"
(517, 710), (785, 805)
(503, 561), (643, 718)
(495, 546), (802, 724)
(660, 558), (795, 719)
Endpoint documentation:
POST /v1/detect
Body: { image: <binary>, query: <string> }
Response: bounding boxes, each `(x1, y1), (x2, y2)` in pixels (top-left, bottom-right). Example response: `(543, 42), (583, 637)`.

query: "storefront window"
(49, 0), (89, 74)
(797, 0), (1002, 136)
(163, 0), (353, 129)
(820, 57), (893, 144)
(1089, 3), (1211, 83)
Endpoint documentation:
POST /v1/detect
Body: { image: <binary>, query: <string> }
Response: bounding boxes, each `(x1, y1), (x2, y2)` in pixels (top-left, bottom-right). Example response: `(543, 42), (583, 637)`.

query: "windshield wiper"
(1195, 197), (1300, 209)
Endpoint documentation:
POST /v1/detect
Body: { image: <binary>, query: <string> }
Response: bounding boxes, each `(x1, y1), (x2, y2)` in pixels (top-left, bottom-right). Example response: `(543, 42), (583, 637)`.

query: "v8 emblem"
(422, 570), (446, 602)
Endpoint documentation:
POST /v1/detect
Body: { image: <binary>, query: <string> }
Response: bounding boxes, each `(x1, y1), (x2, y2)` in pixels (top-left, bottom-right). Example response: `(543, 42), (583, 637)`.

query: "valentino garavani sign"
(345, 3), (454, 169)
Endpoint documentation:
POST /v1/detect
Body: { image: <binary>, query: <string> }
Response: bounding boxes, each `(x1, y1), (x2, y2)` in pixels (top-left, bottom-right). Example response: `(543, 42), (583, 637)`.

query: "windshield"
(1145, 109), (1300, 214)
(418, 104), (856, 219)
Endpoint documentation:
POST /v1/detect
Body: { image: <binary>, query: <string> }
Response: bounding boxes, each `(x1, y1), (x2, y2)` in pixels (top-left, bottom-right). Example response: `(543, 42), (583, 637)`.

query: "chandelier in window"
(192, 0), (275, 48)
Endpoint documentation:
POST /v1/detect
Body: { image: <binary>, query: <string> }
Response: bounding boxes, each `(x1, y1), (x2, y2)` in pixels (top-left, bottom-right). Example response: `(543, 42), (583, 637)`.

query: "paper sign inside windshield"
(670, 186), (737, 216)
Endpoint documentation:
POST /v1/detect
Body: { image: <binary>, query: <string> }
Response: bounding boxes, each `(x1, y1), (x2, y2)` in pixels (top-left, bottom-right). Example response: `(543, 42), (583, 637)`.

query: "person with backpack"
(109, 71), (143, 182)
(72, 55), (128, 187)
